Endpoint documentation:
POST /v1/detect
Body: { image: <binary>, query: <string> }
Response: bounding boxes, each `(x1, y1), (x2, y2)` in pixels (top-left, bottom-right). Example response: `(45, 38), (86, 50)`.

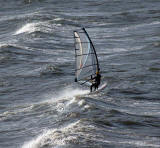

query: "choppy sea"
(0, 0), (160, 148)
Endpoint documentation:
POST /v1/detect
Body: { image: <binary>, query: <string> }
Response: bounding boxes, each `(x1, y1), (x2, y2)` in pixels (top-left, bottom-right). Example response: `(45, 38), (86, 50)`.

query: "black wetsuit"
(90, 74), (101, 92)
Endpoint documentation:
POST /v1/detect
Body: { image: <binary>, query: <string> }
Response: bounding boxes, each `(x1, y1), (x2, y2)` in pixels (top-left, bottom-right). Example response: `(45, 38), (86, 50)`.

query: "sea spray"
(21, 87), (90, 147)
(45, 86), (89, 104)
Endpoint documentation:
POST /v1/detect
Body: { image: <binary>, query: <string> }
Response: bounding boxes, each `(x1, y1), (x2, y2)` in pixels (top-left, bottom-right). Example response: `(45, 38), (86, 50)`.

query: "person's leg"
(90, 84), (93, 92)
(91, 83), (96, 92)
(94, 83), (98, 90)
(96, 82), (100, 90)
(94, 84), (97, 91)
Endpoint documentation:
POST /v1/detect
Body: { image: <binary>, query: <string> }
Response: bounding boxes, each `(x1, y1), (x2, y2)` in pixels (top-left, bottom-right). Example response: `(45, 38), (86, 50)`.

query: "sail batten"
(76, 53), (95, 57)
(76, 64), (98, 71)
(74, 28), (100, 83)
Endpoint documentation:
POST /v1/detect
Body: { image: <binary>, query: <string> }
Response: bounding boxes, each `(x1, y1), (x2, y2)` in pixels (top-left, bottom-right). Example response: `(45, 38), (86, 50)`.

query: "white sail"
(74, 28), (99, 83)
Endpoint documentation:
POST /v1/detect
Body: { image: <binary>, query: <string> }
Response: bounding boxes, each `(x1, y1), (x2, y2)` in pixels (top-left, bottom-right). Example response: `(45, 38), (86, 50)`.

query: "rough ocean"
(0, 0), (160, 148)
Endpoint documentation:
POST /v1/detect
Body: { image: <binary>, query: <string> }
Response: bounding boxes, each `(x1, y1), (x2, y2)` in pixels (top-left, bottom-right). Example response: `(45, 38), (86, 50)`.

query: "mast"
(82, 28), (100, 72)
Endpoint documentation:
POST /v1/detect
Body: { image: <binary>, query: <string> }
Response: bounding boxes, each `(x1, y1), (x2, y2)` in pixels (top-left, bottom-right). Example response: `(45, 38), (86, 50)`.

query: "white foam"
(84, 104), (91, 109)
(22, 129), (58, 148)
(0, 43), (8, 48)
(54, 18), (62, 21)
(78, 99), (86, 106)
(15, 23), (37, 35)
(61, 88), (89, 99)
(22, 120), (81, 148)
(66, 97), (77, 106)
(20, 88), (91, 147)
(14, 21), (56, 35)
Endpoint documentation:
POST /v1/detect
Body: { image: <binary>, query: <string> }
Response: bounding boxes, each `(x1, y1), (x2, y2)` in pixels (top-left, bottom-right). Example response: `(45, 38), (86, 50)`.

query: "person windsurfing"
(74, 28), (105, 92)
(90, 71), (101, 92)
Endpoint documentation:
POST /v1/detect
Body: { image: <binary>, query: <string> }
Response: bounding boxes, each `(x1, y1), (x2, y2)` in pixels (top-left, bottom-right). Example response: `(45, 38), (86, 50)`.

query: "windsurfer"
(90, 71), (101, 92)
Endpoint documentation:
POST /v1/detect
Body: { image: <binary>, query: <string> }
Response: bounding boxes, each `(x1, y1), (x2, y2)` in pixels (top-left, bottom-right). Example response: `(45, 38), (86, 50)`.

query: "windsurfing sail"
(74, 28), (100, 84)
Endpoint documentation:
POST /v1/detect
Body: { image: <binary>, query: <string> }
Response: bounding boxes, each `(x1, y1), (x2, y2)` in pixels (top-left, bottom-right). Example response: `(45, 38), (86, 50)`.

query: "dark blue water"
(0, 0), (160, 148)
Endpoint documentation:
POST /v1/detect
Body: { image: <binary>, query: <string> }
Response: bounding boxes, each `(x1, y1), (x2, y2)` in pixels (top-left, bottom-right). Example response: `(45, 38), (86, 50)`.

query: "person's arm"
(91, 75), (96, 80)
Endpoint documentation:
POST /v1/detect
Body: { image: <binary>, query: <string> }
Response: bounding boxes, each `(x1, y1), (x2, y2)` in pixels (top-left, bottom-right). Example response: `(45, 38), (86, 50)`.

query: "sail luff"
(74, 31), (78, 81)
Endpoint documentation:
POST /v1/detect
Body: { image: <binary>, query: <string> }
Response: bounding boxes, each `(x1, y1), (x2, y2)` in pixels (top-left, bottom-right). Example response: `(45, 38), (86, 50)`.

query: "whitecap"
(14, 22), (37, 35)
